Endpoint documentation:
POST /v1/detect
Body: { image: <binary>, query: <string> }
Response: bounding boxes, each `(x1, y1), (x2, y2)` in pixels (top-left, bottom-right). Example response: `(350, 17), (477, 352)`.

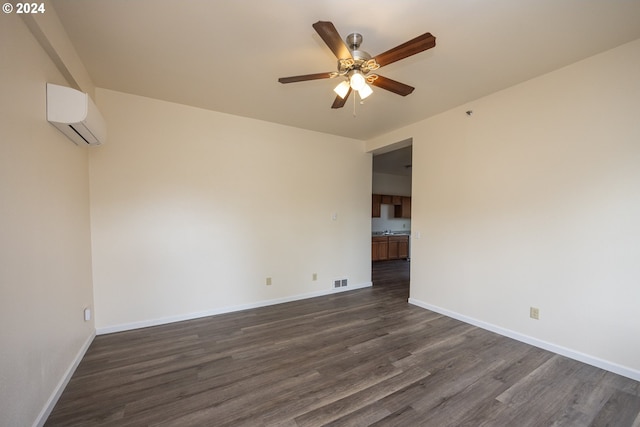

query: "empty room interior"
(2, 1), (640, 426)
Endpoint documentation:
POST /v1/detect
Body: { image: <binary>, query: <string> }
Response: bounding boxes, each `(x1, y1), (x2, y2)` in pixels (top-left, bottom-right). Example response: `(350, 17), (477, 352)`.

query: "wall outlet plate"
(530, 307), (540, 320)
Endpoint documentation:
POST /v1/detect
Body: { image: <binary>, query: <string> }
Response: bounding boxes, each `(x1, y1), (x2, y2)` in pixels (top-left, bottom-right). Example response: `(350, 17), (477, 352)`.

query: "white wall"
(90, 89), (372, 332)
(0, 14), (95, 427)
(372, 204), (411, 234)
(367, 38), (640, 379)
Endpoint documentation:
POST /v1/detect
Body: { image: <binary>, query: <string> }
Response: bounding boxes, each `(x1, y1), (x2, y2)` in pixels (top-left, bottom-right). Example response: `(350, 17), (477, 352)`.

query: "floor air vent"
(334, 278), (348, 288)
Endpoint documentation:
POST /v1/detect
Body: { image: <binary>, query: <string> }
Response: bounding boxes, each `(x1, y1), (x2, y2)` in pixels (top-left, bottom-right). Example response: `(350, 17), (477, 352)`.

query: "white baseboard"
(408, 298), (640, 382)
(34, 330), (96, 427)
(97, 281), (373, 335)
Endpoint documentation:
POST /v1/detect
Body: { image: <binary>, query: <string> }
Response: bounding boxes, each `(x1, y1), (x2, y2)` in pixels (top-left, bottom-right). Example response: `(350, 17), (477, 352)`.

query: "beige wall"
(0, 14), (95, 426)
(90, 89), (372, 332)
(368, 39), (640, 379)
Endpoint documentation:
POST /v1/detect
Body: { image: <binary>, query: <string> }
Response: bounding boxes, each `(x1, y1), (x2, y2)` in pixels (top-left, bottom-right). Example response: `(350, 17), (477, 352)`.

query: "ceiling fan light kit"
(357, 82), (373, 100)
(349, 71), (366, 91)
(333, 80), (351, 98)
(278, 21), (436, 109)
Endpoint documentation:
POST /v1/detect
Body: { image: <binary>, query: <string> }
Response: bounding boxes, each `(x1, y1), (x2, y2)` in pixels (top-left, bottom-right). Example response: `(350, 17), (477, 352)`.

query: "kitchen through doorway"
(371, 141), (412, 286)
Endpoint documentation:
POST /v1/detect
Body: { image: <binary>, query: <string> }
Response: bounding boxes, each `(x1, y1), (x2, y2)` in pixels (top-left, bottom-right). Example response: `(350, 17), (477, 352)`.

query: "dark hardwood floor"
(46, 260), (640, 426)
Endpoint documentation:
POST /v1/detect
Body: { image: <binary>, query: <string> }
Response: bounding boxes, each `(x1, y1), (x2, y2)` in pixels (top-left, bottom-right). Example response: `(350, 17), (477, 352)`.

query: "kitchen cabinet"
(372, 194), (381, 218)
(399, 236), (409, 259)
(390, 235), (409, 259)
(371, 194), (411, 218)
(372, 235), (409, 261)
(394, 196), (411, 218)
(371, 236), (389, 261)
(388, 238), (399, 259)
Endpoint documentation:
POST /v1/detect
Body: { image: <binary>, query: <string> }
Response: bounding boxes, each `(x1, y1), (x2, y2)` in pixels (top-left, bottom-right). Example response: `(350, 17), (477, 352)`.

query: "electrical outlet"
(266, 277), (272, 286)
(530, 307), (540, 320)
(84, 307), (91, 321)
(312, 273), (317, 281)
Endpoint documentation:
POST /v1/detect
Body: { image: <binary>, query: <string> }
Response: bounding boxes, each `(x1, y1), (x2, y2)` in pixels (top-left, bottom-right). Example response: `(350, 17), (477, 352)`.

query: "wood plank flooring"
(46, 260), (640, 426)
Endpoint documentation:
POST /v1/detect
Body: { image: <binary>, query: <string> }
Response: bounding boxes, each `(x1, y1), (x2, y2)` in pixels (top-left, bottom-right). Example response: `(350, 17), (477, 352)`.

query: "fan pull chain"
(353, 91), (357, 117)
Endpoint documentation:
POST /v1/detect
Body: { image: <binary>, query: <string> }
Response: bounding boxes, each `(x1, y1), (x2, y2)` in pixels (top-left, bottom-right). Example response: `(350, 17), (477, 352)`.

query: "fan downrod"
(346, 33), (363, 50)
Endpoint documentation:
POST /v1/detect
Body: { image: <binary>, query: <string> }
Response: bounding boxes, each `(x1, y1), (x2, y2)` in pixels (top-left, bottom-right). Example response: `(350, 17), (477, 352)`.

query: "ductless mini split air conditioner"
(46, 83), (107, 146)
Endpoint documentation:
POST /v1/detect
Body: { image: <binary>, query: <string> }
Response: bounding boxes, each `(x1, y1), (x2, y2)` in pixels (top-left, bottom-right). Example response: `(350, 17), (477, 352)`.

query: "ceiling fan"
(278, 21), (436, 109)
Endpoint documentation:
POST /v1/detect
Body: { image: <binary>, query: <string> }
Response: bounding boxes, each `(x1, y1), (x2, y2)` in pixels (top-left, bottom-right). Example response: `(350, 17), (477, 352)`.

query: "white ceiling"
(51, 0), (640, 141)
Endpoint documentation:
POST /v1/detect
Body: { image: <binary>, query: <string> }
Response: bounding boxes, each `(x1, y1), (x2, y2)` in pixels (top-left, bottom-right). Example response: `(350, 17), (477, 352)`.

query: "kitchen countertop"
(372, 231), (411, 236)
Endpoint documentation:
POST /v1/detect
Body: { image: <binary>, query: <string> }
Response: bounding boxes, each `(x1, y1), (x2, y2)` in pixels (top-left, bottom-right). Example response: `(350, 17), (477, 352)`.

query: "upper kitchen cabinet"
(372, 194), (381, 217)
(394, 196), (411, 218)
(372, 193), (411, 218)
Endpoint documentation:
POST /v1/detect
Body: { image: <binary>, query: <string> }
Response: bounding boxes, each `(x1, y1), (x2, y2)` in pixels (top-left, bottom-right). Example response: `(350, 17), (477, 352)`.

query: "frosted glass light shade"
(333, 81), (350, 99)
(358, 83), (373, 100)
(349, 72), (366, 91)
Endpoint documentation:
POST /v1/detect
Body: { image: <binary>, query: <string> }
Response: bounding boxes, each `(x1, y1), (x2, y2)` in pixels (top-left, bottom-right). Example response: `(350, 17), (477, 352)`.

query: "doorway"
(371, 141), (412, 287)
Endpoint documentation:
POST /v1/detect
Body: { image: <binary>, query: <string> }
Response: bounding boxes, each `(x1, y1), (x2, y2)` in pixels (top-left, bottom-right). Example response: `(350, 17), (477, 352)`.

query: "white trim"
(408, 298), (640, 382)
(97, 282), (373, 335)
(34, 331), (96, 427)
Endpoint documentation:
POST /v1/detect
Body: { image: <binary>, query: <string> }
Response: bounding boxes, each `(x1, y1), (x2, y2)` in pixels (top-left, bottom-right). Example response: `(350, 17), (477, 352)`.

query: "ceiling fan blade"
(313, 21), (352, 60)
(331, 87), (352, 109)
(278, 72), (334, 84)
(373, 32), (436, 67)
(371, 75), (415, 96)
